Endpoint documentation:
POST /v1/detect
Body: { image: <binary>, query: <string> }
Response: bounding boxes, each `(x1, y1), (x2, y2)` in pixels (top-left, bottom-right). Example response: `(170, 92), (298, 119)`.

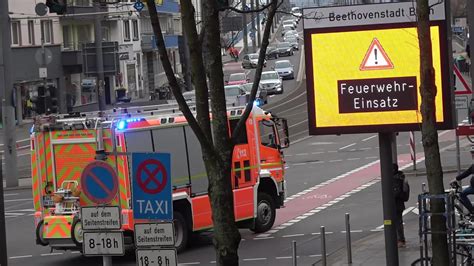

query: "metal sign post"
(0, 160), (8, 266)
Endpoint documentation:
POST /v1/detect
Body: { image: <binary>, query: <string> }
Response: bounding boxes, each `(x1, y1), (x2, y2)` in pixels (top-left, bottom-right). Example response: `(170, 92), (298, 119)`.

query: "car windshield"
(267, 46), (275, 52)
(277, 42), (290, 48)
(261, 72), (279, 80)
(275, 61), (291, 68)
(225, 86), (242, 96)
(241, 83), (252, 92)
(283, 25), (292, 30)
(287, 37), (296, 42)
(249, 54), (259, 59)
(229, 73), (246, 81)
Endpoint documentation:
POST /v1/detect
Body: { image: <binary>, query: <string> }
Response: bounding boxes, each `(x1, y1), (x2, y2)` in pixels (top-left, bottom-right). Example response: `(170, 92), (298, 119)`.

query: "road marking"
(309, 254), (323, 258)
(292, 162), (307, 166)
(347, 158), (360, 161)
(243, 258), (267, 261)
(339, 143), (356, 150)
(341, 230), (363, 233)
(362, 135), (377, 142)
(253, 236), (274, 240)
(295, 153), (309, 156)
(276, 256), (292, 259)
(4, 193), (18, 197)
(4, 198), (32, 203)
(40, 253), (63, 256)
(328, 150), (337, 153)
(282, 233), (305, 238)
(311, 152), (323, 154)
(289, 119), (308, 128)
(278, 102), (307, 114)
(179, 263), (201, 265)
(365, 156), (378, 159)
(9, 255), (33, 259)
(312, 231), (334, 235)
(329, 159), (342, 163)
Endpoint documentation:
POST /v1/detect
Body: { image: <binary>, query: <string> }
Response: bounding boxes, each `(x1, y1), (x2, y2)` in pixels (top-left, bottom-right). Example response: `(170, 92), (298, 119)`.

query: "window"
(41, 20), (53, 44)
(123, 20), (131, 42)
(259, 120), (277, 147)
(28, 21), (35, 45)
(62, 25), (71, 49)
(11, 21), (21, 45)
(132, 20), (139, 41)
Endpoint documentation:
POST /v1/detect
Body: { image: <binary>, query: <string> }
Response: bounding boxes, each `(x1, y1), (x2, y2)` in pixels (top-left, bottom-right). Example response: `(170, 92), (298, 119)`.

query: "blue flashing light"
(254, 99), (263, 107)
(117, 120), (127, 130)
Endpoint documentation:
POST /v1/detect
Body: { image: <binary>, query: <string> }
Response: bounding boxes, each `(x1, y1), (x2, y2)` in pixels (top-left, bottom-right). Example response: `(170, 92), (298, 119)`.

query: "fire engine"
(30, 103), (289, 252)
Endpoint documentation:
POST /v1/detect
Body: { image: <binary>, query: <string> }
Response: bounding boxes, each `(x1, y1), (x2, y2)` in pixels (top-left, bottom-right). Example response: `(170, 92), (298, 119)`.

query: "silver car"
(260, 71), (283, 94)
(274, 60), (295, 80)
(242, 53), (267, 69)
(285, 37), (298, 50)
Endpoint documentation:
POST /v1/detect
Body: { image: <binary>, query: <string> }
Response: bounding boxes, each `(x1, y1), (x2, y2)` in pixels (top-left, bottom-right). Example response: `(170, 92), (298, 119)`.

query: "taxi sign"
(132, 153), (173, 220)
(303, 1), (453, 135)
(81, 206), (121, 230)
(135, 222), (175, 247)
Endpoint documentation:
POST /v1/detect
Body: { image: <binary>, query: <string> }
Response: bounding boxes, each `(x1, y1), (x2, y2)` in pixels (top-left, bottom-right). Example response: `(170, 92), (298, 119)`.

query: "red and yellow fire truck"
(30, 104), (289, 251)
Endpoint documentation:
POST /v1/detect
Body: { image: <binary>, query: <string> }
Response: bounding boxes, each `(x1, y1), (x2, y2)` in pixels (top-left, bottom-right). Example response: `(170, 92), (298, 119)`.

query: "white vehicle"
(281, 25), (294, 36)
(291, 7), (302, 18)
(284, 30), (299, 39)
(260, 71), (283, 95)
(283, 19), (297, 28)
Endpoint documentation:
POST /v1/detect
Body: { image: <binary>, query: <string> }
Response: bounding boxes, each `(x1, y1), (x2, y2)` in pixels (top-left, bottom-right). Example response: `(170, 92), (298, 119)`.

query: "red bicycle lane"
(274, 153), (414, 227)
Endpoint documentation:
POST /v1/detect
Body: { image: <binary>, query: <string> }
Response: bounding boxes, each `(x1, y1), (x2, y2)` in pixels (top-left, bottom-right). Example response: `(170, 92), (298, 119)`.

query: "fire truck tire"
(174, 211), (189, 252)
(252, 193), (276, 233)
(71, 218), (83, 247)
(36, 220), (49, 246)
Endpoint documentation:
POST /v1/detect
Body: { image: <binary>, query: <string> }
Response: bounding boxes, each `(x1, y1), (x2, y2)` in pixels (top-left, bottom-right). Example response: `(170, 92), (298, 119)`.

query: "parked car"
(226, 72), (249, 85)
(281, 25), (294, 36)
(283, 19), (297, 28)
(260, 71), (283, 95)
(276, 42), (294, 56)
(284, 30), (299, 39)
(265, 46), (280, 60)
(291, 7), (302, 19)
(241, 83), (268, 105)
(273, 60), (295, 80)
(242, 53), (267, 68)
(285, 37), (299, 50)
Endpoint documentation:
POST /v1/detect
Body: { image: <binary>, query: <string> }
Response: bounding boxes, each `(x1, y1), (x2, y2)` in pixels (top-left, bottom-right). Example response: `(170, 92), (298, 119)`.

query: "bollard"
(321, 226), (327, 266)
(346, 213), (352, 264)
(292, 240), (297, 266)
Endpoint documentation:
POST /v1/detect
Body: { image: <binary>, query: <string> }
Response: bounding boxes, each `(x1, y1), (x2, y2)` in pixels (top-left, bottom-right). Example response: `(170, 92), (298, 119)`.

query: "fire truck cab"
(30, 104), (289, 252)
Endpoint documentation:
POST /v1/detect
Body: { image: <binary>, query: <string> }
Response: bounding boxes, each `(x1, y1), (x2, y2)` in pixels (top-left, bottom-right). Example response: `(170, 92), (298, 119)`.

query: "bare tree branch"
(219, 1), (273, 13)
(231, 0), (281, 143)
(145, 0), (213, 154)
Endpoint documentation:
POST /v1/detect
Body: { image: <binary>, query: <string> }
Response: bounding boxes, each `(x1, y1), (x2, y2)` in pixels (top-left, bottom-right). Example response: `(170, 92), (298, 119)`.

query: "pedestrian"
(453, 147), (474, 213)
(393, 163), (409, 248)
(227, 47), (235, 60)
(233, 47), (240, 62)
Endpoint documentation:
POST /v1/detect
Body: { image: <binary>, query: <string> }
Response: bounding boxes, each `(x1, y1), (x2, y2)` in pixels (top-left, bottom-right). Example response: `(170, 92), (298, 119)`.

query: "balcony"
(141, 33), (179, 51)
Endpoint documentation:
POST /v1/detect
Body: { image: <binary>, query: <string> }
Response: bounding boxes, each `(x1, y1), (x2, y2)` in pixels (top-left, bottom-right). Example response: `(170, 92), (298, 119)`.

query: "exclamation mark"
(374, 48), (378, 65)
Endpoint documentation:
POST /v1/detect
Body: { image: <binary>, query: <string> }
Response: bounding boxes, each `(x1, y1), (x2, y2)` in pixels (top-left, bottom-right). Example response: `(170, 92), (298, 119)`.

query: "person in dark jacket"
(393, 163), (406, 248)
(455, 148), (474, 213)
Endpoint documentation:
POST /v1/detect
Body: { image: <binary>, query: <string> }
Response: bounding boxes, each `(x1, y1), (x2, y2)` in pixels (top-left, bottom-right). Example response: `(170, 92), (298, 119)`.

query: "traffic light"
(46, 0), (67, 15)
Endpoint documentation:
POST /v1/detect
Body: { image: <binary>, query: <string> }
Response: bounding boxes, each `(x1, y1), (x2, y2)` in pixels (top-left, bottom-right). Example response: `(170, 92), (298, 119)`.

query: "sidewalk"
(323, 172), (459, 266)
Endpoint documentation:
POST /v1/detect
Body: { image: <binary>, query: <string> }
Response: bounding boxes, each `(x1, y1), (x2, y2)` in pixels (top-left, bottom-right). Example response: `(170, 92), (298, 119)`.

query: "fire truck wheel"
(71, 218), (83, 247)
(252, 193), (276, 233)
(174, 211), (189, 252)
(36, 220), (49, 246)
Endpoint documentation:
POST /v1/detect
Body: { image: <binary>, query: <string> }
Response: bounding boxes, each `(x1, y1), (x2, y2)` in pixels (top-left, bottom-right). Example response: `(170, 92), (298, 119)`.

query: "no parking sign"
(132, 153), (173, 220)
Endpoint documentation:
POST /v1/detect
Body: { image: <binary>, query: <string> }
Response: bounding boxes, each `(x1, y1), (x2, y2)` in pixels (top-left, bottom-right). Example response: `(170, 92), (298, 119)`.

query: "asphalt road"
(3, 20), (474, 266)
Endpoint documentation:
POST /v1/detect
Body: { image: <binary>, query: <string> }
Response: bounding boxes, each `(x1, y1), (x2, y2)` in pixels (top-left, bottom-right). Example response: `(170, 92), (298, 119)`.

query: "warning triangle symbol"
(360, 38), (394, 71)
(454, 64), (472, 95)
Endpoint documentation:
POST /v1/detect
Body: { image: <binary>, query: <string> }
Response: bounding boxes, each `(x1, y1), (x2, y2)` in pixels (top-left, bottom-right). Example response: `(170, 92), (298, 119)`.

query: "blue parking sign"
(132, 153), (173, 220)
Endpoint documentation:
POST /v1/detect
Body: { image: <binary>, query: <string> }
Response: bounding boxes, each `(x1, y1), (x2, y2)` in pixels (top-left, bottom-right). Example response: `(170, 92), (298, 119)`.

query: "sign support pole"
(0, 160), (8, 266)
(103, 256), (112, 266)
(469, 0), (474, 93)
(0, 0), (19, 188)
(379, 132), (399, 266)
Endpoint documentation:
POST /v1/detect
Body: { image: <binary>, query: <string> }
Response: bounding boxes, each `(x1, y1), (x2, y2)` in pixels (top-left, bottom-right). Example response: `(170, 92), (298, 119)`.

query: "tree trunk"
(416, 0), (450, 265)
(203, 0), (241, 264)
